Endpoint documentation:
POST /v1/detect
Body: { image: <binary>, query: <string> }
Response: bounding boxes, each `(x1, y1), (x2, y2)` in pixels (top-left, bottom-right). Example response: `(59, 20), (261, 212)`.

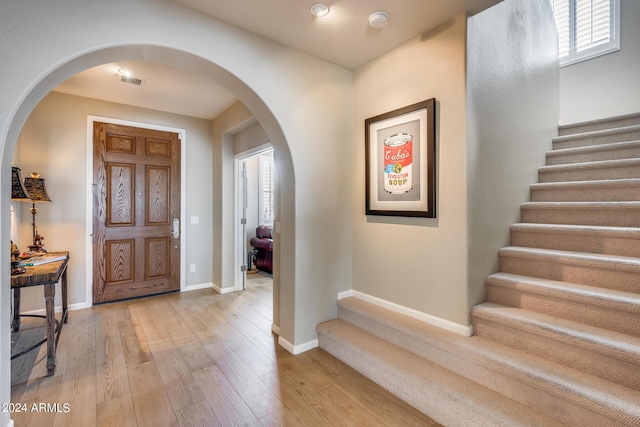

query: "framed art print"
(365, 98), (436, 217)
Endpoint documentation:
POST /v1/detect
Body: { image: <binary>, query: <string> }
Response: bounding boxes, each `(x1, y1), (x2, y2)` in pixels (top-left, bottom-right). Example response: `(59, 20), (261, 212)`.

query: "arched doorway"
(1, 45), (297, 404)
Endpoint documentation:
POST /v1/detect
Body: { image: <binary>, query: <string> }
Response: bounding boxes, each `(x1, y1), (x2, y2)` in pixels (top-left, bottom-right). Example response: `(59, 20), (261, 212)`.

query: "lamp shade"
(23, 173), (52, 203)
(11, 167), (32, 201)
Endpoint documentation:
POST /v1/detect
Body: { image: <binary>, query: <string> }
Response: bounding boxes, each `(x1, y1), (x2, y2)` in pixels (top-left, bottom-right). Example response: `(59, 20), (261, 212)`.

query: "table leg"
(61, 268), (68, 324)
(12, 288), (21, 332)
(44, 284), (56, 376)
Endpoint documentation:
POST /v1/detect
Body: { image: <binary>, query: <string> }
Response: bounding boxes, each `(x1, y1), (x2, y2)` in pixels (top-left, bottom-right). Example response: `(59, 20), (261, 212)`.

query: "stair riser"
(318, 332), (563, 427)
(553, 131), (640, 150)
(547, 145), (640, 166)
(499, 256), (640, 293)
(521, 206), (640, 227)
(317, 334), (497, 427)
(486, 284), (640, 337)
(559, 115), (640, 136)
(472, 317), (640, 390)
(333, 310), (626, 426)
(539, 165), (640, 182)
(530, 185), (640, 202)
(510, 229), (640, 257)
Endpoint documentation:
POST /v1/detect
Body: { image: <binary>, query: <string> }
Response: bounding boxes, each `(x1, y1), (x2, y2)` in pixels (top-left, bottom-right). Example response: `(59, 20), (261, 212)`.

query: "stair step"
(552, 124), (640, 150)
(317, 319), (564, 427)
(559, 112), (640, 136)
(326, 297), (640, 426)
(539, 158), (640, 183)
(471, 302), (640, 389)
(530, 178), (640, 202)
(521, 201), (640, 227)
(499, 246), (640, 293)
(510, 223), (640, 257)
(485, 272), (640, 336)
(547, 140), (640, 166)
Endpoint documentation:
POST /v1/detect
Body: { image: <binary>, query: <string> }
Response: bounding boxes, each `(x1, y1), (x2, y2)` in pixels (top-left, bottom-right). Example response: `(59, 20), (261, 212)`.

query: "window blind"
(259, 153), (275, 225)
(551, 0), (618, 66)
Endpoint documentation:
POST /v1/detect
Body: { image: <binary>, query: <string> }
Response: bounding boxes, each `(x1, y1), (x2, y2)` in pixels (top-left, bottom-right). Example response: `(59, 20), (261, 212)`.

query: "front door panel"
(93, 122), (180, 304)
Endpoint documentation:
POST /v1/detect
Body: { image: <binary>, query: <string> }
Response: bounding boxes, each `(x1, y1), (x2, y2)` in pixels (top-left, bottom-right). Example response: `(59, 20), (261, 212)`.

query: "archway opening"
(2, 44), (296, 386)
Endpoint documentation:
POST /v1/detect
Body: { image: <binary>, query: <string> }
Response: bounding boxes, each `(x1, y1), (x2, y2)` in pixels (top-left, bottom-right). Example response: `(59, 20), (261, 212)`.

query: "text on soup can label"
(383, 133), (413, 194)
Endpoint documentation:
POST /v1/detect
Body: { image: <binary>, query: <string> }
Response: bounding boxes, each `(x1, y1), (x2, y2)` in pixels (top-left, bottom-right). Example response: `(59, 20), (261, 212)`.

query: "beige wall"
(352, 15), (470, 326)
(13, 91), (214, 312)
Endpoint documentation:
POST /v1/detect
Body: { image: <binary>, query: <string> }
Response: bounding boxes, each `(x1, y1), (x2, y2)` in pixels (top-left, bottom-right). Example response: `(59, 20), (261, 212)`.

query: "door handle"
(171, 218), (180, 238)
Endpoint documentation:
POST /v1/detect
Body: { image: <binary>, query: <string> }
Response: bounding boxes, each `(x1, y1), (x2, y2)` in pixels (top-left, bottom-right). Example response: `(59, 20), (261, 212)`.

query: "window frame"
(258, 151), (275, 227)
(551, 0), (620, 67)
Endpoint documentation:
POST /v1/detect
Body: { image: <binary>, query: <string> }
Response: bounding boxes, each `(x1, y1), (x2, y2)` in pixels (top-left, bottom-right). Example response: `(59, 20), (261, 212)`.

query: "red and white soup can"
(383, 133), (413, 194)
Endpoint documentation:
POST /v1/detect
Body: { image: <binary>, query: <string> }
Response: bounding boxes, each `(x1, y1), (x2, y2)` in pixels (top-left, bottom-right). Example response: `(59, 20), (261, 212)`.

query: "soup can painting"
(383, 133), (413, 194)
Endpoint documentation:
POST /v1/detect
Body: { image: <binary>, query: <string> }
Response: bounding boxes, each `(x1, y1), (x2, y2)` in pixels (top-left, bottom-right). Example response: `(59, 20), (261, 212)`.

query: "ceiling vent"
(120, 75), (144, 86)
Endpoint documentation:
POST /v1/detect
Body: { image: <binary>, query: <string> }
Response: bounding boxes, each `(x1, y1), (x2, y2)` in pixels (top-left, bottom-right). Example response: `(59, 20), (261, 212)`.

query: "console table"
(11, 251), (69, 377)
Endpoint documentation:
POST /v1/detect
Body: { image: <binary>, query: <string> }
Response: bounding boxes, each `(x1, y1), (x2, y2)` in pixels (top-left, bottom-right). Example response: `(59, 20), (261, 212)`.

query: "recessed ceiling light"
(118, 68), (134, 78)
(369, 11), (388, 29)
(310, 3), (330, 18)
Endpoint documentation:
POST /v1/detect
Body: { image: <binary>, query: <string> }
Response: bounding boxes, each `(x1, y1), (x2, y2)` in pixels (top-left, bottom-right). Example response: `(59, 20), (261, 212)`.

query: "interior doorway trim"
(233, 143), (273, 292)
(85, 115), (187, 307)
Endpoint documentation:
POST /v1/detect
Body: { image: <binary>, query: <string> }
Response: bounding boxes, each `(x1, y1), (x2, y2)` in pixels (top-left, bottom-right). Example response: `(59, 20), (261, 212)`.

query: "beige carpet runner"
(318, 112), (640, 426)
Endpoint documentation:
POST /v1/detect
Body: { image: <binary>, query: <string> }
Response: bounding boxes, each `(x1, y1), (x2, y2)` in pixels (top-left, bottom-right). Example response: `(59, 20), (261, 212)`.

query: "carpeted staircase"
(317, 112), (640, 426)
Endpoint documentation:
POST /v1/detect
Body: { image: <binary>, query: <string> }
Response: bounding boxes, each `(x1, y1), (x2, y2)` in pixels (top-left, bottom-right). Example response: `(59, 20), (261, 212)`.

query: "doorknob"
(171, 218), (180, 238)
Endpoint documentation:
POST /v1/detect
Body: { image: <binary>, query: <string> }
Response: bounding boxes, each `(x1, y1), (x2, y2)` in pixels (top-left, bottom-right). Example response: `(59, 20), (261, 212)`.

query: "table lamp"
(11, 167), (31, 201)
(22, 172), (52, 253)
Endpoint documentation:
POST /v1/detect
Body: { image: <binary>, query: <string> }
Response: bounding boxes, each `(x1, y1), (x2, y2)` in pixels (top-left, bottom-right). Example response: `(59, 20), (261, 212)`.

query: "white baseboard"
(271, 324), (280, 335)
(184, 282), (213, 292)
(339, 289), (473, 337)
(211, 283), (235, 294)
(20, 302), (89, 316)
(278, 336), (318, 355)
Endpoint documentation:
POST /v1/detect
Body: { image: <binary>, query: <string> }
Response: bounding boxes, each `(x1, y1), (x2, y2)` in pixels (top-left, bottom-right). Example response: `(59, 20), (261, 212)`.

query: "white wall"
(559, 0), (640, 124)
(466, 0), (559, 310)
(13, 91), (214, 312)
(0, 0), (352, 419)
(352, 15), (470, 326)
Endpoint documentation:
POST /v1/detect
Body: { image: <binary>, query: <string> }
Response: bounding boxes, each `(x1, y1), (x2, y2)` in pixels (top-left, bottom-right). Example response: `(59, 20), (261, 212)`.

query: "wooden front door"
(93, 122), (181, 304)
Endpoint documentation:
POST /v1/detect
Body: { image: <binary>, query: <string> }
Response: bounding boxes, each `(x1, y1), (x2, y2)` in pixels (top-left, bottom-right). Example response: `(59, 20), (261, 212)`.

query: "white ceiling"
(53, 0), (502, 120)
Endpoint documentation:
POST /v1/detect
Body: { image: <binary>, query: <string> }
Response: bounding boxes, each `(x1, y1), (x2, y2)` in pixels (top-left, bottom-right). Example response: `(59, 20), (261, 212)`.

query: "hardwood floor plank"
(96, 393), (138, 427)
(132, 303), (171, 345)
(203, 341), (283, 419)
(224, 335), (278, 378)
(175, 340), (217, 372)
(96, 326), (130, 403)
(275, 353), (333, 396)
(175, 400), (222, 427)
(11, 327), (47, 386)
(314, 385), (387, 427)
(169, 302), (227, 345)
(259, 370), (342, 426)
(299, 348), (440, 426)
(150, 295), (184, 325)
(162, 320), (215, 371)
(127, 361), (178, 427)
(259, 407), (304, 427)
(192, 365), (261, 426)
(242, 330), (281, 362)
(118, 319), (152, 367)
(150, 339), (206, 412)
(55, 352), (97, 427)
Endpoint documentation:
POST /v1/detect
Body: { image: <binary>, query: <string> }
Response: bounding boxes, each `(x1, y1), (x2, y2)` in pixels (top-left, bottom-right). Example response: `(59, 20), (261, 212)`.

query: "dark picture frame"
(365, 99), (436, 217)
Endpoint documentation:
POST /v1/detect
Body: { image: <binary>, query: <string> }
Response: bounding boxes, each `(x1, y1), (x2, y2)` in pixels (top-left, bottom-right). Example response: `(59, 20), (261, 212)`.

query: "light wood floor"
(10, 274), (440, 426)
